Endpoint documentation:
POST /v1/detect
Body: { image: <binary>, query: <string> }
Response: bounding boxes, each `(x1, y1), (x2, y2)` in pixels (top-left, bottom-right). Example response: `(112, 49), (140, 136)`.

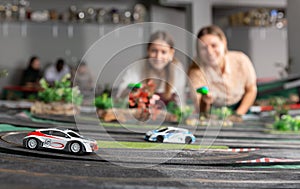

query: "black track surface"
(0, 108), (300, 188)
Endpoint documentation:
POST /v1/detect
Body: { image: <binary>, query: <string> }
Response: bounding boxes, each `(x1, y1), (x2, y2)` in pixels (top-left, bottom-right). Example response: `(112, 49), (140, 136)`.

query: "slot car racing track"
(0, 109), (300, 188)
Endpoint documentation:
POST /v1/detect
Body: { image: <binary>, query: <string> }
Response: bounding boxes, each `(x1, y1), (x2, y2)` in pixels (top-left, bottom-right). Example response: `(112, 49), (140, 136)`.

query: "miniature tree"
(269, 96), (289, 121)
(31, 74), (83, 115)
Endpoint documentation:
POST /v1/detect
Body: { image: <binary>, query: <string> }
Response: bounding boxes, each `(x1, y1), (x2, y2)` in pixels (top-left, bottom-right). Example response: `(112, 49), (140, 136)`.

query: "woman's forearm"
(236, 85), (257, 115)
(200, 99), (210, 113)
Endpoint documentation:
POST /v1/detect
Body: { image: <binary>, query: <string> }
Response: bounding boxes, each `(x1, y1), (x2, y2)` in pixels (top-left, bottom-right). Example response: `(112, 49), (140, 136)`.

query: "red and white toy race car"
(23, 128), (98, 154)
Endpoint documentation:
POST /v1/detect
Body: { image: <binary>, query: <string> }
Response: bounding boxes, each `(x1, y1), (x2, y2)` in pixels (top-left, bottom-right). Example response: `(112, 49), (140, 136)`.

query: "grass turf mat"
(97, 140), (228, 150)
(267, 130), (300, 135)
(100, 122), (161, 129)
(0, 124), (35, 132)
(25, 111), (75, 126)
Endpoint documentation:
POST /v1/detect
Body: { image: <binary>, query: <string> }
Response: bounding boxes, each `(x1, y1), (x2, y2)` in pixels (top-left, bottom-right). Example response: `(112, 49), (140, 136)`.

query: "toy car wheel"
(185, 137), (192, 144)
(157, 136), (164, 143)
(26, 138), (39, 149)
(70, 142), (82, 154)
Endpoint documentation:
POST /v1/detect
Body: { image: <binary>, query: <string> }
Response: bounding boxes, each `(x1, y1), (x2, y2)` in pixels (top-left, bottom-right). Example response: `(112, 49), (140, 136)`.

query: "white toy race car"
(145, 126), (196, 144)
(23, 128), (98, 154)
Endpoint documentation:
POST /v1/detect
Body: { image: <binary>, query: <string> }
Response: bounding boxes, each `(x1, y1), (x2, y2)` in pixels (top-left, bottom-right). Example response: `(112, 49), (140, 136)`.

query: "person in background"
(73, 62), (94, 100)
(44, 58), (70, 85)
(188, 25), (257, 121)
(20, 56), (42, 87)
(116, 30), (186, 108)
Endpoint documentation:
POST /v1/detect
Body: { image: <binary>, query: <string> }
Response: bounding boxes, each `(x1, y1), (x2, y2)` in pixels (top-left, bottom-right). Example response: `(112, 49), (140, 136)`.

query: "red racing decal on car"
(50, 142), (65, 148)
(27, 131), (60, 139)
(27, 131), (44, 136)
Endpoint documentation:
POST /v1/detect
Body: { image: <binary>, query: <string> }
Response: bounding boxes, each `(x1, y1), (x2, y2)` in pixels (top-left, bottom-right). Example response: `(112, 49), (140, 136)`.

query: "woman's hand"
(200, 93), (214, 113)
(202, 93), (214, 105)
(228, 114), (243, 122)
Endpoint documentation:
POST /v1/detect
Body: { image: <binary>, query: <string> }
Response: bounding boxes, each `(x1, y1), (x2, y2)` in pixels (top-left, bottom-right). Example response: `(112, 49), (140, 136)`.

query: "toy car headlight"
(146, 131), (153, 136)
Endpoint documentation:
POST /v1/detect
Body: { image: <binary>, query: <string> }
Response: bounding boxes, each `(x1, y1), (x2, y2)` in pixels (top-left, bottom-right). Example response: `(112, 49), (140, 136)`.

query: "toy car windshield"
(156, 127), (168, 132)
(67, 131), (81, 138)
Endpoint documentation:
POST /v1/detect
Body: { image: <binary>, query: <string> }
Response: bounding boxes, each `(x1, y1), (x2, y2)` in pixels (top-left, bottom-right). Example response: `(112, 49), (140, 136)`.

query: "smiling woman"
(116, 31), (186, 108)
(188, 25), (257, 119)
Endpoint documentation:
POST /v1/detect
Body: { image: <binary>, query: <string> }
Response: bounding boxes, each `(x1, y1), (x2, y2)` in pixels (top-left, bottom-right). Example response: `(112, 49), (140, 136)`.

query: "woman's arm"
(236, 84), (257, 115)
(200, 93), (214, 113)
(235, 52), (257, 115)
(187, 67), (209, 113)
(187, 70), (200, 112)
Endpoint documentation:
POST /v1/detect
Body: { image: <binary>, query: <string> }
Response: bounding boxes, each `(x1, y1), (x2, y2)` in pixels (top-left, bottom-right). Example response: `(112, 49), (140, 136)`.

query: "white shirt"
(44, 64), (70, 83)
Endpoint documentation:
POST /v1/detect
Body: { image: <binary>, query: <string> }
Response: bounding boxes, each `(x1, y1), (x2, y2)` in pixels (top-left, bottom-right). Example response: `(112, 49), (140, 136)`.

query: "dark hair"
(56, 58), (65, 66)
(56, 58), (65, 72)
(196, 25), (228, 55)
(28, 56), (39, 69)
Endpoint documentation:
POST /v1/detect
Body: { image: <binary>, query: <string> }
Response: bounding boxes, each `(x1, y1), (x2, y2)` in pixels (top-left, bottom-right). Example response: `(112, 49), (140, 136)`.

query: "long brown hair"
(189, 25), (228, 73)
(145, 31), (177, 100)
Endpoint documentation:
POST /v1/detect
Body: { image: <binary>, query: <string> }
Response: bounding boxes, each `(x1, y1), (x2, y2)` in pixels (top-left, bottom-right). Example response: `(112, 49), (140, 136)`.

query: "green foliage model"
(38, 74), (83, 105)
(94, 93), (113, 109)
(166, 102), (193, 122)
(273, 115), (300, 132)
(269, 96), (289, 119)
(210, 107), (233, 119)
(0, 69), (8, 78)
(268, 96), (300, 132)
